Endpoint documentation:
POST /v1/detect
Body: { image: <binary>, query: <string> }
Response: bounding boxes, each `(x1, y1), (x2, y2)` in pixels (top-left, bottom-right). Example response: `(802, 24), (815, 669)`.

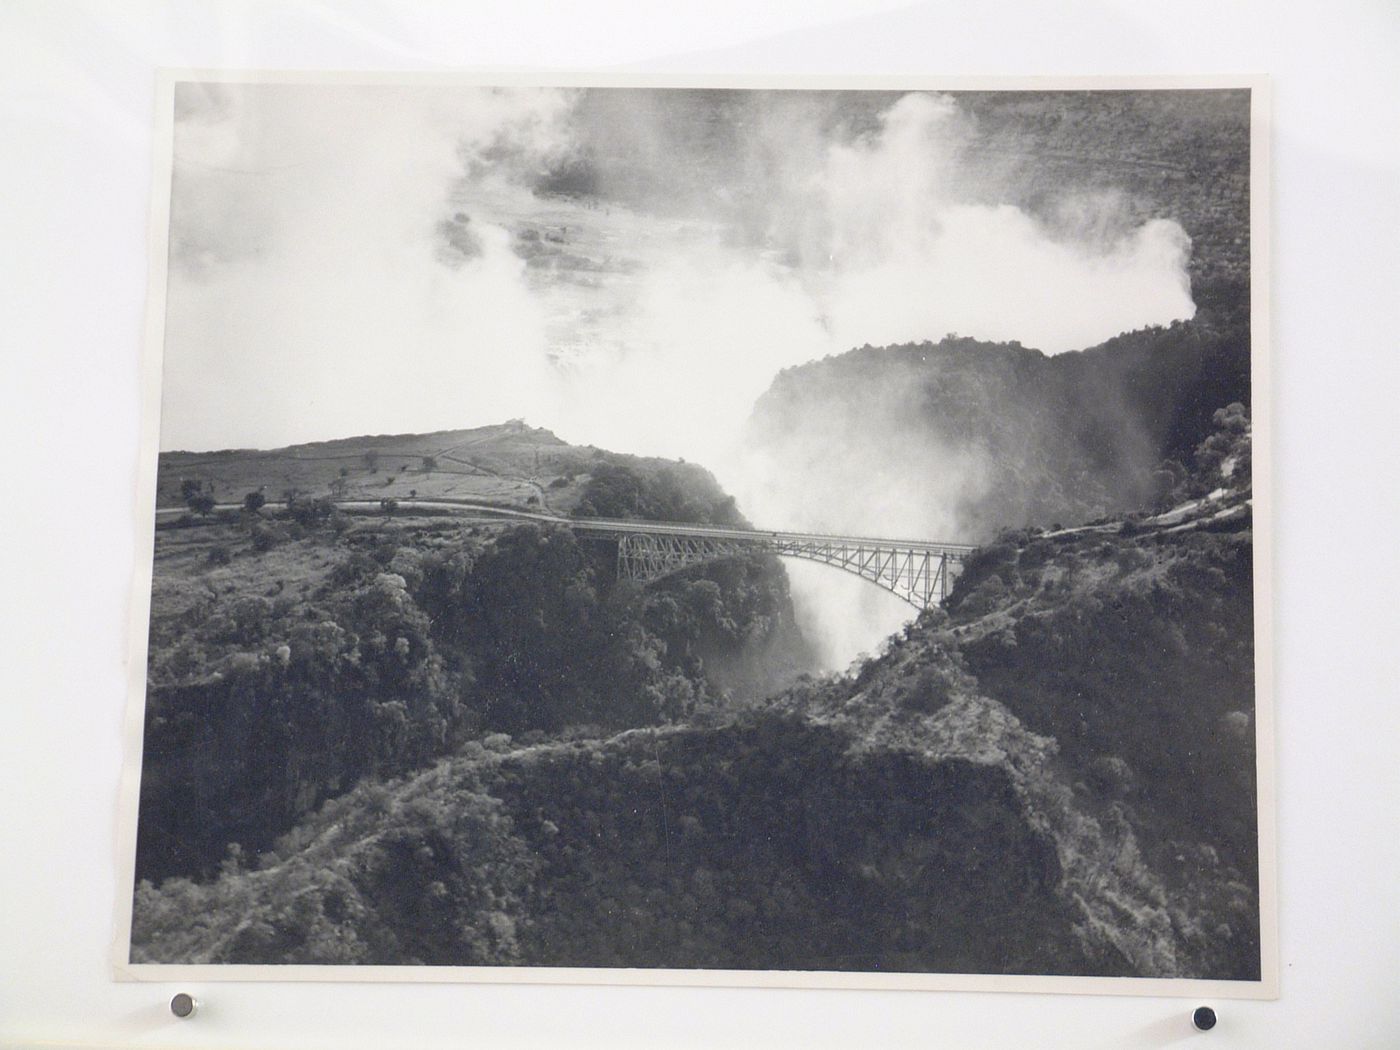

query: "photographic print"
(119, 74), (1270, 993)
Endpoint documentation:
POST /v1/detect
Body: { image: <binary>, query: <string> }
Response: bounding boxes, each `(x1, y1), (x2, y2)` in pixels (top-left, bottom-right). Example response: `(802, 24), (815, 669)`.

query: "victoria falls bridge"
(156, 500), (976, 611)
(568, 516), (973, 611)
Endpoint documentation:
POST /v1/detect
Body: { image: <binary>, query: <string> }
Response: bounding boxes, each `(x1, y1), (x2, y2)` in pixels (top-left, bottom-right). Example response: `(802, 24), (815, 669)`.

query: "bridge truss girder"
(614, 532), (963, 611)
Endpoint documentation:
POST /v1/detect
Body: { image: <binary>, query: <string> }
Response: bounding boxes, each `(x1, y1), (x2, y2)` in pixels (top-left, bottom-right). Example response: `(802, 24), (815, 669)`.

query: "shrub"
(250, 522), (287, 552)
(899, 666), (956, 714)
(960, 573), (1010, 617)
(286, 496), (335, 528)
(181, 479), (216, 515)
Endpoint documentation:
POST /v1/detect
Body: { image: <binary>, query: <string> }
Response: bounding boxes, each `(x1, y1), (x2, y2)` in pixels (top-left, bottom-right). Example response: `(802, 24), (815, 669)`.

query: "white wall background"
(1, 2), (1397, 1047)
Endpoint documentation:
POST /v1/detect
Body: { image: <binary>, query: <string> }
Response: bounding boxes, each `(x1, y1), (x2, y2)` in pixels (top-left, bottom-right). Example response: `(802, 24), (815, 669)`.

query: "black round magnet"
(1192, 1005), (1217, 1031)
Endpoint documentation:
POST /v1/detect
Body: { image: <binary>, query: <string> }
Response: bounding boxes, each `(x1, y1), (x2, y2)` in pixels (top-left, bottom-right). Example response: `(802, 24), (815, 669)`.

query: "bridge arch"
(608, 530), (968, 611)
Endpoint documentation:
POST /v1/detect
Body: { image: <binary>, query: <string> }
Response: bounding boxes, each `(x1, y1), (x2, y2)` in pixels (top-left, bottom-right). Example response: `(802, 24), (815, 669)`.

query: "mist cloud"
(163, 84), (571, 451)
(162, 84), (1196, 668)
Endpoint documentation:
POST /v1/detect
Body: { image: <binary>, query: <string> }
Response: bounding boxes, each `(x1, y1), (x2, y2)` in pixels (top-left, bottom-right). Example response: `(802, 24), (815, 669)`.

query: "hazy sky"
(161, 82), (1200, 665)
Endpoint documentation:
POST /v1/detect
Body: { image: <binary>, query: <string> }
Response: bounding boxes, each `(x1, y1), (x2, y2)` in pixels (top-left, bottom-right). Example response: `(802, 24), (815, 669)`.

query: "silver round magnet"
(170, 992), (199, 1019)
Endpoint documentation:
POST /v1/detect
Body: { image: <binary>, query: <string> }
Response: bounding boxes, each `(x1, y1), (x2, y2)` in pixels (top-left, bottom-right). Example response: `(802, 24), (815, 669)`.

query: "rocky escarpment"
(133, 409), (1258, 981)
(744, 320), (1249, 543)
(134, 412), (1258, 978)
(134, 718), (1091, 973)
(136, 439), (810, 885)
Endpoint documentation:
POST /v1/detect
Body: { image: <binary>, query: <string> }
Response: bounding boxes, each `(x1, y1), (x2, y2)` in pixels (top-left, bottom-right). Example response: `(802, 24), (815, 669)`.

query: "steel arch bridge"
(569, 518), (975, 611)
(153, 499), (975, 611)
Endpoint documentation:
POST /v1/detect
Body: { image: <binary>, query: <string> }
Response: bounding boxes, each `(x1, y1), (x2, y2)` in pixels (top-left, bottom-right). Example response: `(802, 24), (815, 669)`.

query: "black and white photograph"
(119, 75), (1270, 991)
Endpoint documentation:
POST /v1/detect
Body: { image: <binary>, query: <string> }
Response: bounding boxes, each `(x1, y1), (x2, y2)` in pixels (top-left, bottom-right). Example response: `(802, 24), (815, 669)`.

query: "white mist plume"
(544, 91), (1195, 668)
(162, 84), (572, 451)
(163, 85), (1195, 670)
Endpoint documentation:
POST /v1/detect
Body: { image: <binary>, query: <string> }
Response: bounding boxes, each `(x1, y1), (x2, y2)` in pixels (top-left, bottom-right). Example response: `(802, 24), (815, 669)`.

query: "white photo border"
(113, 69), (1275, 999)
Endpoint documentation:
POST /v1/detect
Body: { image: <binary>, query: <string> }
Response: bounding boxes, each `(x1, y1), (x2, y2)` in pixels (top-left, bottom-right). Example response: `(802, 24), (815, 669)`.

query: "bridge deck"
(565, 515), (976, 556)
(155, 498), (976, 555)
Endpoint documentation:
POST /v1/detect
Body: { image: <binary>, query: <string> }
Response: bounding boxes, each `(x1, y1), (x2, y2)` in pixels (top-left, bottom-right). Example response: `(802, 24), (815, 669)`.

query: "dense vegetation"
(136, 454), (809, 884)
(134, 717), (1089, 972)
(746, 312), (1249, 542)
(572, 459), (741, 524)
(134, 410), (1258, 979)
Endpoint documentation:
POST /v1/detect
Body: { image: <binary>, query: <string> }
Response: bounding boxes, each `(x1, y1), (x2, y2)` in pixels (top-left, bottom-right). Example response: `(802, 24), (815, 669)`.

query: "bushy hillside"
(134, 713), (1096, 972)
(745, 315), (1249, 542)
(136, 443), (810, 885)
(134, 410), (1258, 979)
(156, 421), (732, 519)
(808, 404), (1259, 977)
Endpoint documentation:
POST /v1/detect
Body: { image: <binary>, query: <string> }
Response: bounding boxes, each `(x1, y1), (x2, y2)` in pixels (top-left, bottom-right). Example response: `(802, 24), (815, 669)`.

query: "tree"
(181, 479), (216, 516)
(243, 490), (267, 514)
(380, 498), (399, 516)
(288, 496), (335, 528)
(421, 456), (438, 472)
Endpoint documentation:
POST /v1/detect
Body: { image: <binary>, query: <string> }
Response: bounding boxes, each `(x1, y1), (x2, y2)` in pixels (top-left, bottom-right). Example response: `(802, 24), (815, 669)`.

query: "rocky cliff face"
(771, 407), (1259, 978)
(773, 485), (1258, 977)
(742, 317), (1249, 544)
(135, 440), (810, 885)
(134, 412), (1258, 979)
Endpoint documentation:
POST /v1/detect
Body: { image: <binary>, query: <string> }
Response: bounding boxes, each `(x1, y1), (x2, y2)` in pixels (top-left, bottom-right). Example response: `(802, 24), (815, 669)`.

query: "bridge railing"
(567, 515), (976, 557)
